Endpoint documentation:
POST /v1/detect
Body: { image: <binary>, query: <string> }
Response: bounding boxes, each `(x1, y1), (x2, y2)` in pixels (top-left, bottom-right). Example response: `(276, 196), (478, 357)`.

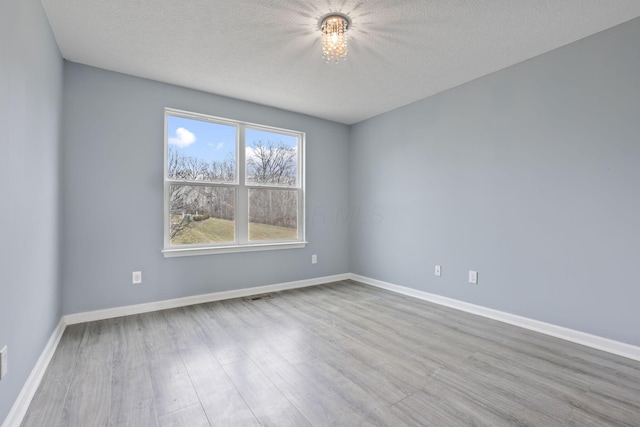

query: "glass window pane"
(169, 185), (235, 245)
(167, 115), (236, 182)
(249, 189), (298, 241)
(245, 127), (298, 186)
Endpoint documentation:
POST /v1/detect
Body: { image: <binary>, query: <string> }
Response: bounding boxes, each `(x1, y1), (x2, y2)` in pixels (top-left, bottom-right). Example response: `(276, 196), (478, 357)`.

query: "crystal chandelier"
(320, 14), (350, 62)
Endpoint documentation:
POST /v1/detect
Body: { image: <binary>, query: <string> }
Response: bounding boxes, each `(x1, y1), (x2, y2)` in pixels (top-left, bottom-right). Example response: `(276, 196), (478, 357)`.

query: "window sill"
(162, 241), (308, 258)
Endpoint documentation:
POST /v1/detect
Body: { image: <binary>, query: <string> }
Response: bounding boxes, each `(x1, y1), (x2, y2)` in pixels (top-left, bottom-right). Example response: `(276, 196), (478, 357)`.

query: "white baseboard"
(63, 273), (351, 325)
(9, 271), (637, 427)
(350, 273), (640, 362)
(2, 319), (66, 427)
(4, 273), (349, 427)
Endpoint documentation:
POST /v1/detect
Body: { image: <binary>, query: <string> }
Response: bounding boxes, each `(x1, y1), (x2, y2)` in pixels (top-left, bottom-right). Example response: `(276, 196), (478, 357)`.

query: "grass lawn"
(171, 217), (296, 245)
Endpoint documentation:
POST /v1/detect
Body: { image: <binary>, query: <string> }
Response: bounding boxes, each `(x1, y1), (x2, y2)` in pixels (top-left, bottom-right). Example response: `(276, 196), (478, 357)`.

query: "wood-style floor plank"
(157, 404), (209, 427)
(109, 315), (159, 427)
(59, 341), (113, 427)
(221, 357), (312, 426)
(21, 324), (85, 427)
(22, 280), (640, 426)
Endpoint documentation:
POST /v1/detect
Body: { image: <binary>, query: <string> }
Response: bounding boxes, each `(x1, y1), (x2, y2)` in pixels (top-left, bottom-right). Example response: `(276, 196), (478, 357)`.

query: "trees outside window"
(163, 109), (305, 257)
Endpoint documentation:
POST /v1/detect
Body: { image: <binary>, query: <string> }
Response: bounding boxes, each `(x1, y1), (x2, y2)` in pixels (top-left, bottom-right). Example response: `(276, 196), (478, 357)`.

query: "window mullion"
(165, 179), (237, 187)
(237, 124), (248, 244)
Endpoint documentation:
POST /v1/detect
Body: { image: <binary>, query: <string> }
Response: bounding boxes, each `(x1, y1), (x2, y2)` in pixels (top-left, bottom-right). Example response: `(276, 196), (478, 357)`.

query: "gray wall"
(61, 63), (350, 314)
(0, 0), (63, 422)
(349, 17), (640, 347)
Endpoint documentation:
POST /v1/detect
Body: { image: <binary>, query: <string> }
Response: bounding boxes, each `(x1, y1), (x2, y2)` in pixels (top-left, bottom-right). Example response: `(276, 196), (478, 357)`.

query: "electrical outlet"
(469, 270), (478, 284)
(435, 265), (441, 277)
(311, 254), (317, 264)
(132, 271), (142, 284)
(0, 346), (7, 380)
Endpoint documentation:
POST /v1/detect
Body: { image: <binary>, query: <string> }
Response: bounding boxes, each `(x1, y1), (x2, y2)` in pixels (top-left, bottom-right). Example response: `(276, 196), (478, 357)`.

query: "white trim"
(3, 274), (349, 427)
(350, 274), (640, 362)
(237, 123), (248, 244)
(162, 241), (307, 257)
(6, 272), (640, 427)
(63, 273), (350, 325)
(2, 319), (66, 427)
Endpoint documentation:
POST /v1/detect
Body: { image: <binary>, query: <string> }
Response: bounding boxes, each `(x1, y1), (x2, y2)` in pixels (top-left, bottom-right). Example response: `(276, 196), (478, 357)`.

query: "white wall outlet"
(469, 270), (478, 284)
(0, 346), (7, 380)
(132, 271), (142, 284)
(311, 254), (317, 264)
(435, 265), (441, 277)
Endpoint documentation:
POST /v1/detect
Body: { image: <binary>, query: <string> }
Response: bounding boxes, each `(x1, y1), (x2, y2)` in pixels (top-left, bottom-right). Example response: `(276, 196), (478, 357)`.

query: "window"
(163, 108), (305, 257)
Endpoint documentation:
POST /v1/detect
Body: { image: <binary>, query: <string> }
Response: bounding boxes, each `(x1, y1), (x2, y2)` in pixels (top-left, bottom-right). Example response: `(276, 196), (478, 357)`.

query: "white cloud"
(216, 142), (224, 150)
(168, 127), (196, 148)
(245, 146), (257, 162)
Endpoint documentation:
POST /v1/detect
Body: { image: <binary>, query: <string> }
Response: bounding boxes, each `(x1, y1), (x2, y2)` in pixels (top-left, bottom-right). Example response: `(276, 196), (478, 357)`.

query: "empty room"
(2, 0), (640, 426)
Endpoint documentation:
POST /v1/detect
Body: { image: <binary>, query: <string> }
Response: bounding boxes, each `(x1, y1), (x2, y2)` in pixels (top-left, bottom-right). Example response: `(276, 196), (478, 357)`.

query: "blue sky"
(167, 115), (236, 163)
(168, 115), (298, 165)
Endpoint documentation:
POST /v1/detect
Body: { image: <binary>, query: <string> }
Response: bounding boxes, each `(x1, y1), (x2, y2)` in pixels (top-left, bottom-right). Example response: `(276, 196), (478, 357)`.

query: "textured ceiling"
(41, 0), (640, 124)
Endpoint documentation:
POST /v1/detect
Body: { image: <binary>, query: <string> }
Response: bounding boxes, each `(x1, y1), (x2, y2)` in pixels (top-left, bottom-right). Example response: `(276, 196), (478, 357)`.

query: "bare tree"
(169, 185), (194, 239)
(245, 141), (298, 229)
(247, 140), (296, 185)
(168, 148), (237, 241)
(169, 141), (298, 242)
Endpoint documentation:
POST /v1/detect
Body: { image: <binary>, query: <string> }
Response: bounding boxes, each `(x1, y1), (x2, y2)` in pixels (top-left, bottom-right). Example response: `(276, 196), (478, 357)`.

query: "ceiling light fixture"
(320, 13), (351, 62)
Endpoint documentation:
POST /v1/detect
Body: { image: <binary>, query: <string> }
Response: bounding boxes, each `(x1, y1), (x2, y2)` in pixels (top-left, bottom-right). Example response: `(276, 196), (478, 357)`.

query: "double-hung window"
(163, 108), (305, 257)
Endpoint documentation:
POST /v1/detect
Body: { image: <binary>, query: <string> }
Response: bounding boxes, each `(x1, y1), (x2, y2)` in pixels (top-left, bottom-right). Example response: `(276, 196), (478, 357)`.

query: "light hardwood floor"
(22, 280), (640, 426)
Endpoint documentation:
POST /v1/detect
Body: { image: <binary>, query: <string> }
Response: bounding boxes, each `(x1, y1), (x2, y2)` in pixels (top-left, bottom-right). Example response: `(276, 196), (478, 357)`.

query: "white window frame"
(162, 108), (306, 257)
